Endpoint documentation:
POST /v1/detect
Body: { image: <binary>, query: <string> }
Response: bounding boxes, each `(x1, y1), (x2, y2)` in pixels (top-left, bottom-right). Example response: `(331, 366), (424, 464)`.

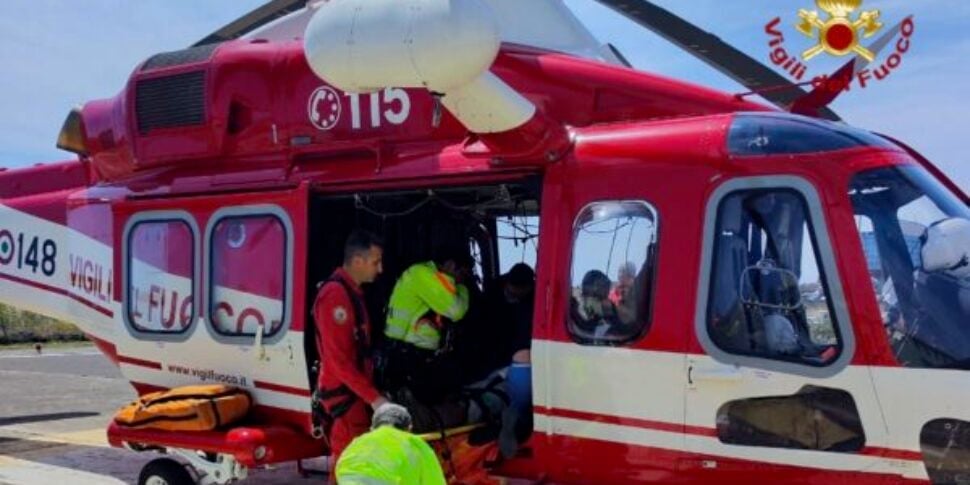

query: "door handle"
(688, 365), (743, 385)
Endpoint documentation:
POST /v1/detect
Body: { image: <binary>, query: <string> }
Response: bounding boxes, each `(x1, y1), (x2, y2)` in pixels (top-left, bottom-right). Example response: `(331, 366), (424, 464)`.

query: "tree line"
(0, 304), (85, 345)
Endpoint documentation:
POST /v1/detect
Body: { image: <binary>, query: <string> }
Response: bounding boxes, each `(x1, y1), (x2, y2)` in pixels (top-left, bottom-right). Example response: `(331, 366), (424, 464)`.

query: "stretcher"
(419, 424), (504, 485)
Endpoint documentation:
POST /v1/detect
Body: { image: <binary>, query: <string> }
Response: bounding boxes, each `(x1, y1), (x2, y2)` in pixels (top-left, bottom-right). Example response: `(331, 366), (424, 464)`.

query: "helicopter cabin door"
(116, 184), (311, 426)
(531, 156), (686, 483)
(684, 176), (891, 479)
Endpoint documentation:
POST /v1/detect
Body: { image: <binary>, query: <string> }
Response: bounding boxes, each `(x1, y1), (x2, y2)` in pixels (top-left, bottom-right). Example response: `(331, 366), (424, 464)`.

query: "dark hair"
(433, 244), (474, 269)
(344, 230), (382, 264)
(507, 263), (535, 287)
(581, 270), (611, 299)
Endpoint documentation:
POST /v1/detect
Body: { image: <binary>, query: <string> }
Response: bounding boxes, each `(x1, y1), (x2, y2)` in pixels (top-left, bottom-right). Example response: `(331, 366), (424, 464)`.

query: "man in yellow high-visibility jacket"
(335, 403), (446, 485)
(382, 249), (474, 402)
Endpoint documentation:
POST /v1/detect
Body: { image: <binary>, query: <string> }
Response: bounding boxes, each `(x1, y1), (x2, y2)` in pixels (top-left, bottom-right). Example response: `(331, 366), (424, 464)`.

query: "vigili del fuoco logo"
(765, 0), (915, 94)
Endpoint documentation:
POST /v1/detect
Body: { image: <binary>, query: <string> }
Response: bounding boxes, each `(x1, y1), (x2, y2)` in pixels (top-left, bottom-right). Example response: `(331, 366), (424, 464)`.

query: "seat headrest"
(921, 218), (970, 279)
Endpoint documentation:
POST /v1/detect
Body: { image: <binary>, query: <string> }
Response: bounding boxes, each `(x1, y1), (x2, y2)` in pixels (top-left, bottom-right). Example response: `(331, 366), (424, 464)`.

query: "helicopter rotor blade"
(593, 0), (841, 121)
(193, 0), (308, 47)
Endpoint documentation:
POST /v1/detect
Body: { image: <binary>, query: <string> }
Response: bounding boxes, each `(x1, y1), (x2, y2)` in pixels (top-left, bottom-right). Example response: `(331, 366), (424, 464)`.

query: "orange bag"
(424, 428), (502, 485)
(114, 385), (252, 431)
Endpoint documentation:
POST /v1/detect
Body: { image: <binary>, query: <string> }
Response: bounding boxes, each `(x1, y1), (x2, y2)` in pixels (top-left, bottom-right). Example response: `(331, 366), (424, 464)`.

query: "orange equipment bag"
(421, 425), (502, 485)
(114, 385), (252, 432)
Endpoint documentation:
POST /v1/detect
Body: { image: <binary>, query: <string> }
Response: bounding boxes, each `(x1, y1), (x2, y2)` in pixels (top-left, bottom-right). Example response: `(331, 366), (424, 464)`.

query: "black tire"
(138, 458), (196, 485)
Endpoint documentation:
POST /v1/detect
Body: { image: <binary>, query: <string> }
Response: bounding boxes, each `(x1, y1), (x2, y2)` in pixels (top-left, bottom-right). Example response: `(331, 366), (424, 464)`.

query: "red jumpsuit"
(312, 268), (381, 468)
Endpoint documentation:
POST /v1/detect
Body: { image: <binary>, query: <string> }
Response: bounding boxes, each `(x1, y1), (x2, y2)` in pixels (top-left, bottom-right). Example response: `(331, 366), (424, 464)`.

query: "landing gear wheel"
(138, 458), (196, 485)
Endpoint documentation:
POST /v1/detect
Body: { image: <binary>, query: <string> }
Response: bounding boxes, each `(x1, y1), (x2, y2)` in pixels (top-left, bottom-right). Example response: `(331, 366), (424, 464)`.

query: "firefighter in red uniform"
(312, 230), (389, 477)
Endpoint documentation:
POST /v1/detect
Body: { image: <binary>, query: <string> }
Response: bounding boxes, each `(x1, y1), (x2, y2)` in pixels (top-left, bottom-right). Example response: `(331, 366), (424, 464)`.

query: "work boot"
(497, 406), (519, 459)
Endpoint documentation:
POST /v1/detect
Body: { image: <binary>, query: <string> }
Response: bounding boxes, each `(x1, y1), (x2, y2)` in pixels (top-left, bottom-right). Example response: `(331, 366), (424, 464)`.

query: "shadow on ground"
(0, 412), (100, 427)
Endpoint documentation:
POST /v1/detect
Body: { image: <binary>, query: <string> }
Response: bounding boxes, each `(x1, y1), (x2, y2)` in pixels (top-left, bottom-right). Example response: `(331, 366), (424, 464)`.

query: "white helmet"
(921, 218), (970, 279)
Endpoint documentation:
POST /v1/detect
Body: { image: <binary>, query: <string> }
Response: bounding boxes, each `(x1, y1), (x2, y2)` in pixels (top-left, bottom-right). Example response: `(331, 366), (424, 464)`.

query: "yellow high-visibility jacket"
(335, 425), (447, 485)
(384, 261), (469, 351)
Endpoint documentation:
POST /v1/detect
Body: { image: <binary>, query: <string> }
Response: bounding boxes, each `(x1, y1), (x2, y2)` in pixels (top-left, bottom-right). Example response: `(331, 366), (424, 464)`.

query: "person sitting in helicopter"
(609, 261), (638, 325)
(571, 269), (635, 340)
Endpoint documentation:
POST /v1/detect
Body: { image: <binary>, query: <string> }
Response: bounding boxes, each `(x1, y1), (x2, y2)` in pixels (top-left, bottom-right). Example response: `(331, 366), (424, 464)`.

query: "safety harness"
(310, 275), (370, 439)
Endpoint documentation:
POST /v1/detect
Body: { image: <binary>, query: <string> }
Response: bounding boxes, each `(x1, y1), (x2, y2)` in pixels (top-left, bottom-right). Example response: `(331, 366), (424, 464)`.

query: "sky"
(0, 0), (967, 189)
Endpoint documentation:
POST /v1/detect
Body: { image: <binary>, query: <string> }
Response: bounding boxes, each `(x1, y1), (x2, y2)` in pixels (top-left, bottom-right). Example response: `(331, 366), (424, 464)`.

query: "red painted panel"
(129, 220), (194, 279)
(211, 216), (285, 299)
(67, 196), (114, 246)
(0, 161), (88, 200)
(530, 433), (923, 484)
(0, 189), (74, 226)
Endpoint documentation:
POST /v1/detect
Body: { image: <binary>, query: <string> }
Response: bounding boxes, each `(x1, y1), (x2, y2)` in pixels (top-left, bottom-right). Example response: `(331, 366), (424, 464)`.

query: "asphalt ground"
(0, 346), (329, 484)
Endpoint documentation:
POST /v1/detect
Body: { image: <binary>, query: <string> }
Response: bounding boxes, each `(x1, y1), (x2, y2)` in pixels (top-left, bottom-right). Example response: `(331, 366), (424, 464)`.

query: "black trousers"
(379, 341), (463, 405)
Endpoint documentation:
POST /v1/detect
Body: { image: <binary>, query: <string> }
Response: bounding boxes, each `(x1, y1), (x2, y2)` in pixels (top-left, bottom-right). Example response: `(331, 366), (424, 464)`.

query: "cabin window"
(706, 189), (843, 366)
(125, 218), (195, 335)
(567, 201), (658, 346)
(209, 214), (287, 337)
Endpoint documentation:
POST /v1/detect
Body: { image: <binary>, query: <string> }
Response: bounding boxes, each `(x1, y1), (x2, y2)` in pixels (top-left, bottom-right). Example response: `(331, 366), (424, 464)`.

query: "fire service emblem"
(797, 0), (883, 61)
(764, 0), (915, 93)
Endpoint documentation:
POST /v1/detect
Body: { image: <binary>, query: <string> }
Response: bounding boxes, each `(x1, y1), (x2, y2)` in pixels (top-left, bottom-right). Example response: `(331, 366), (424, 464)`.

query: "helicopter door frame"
(197, 186), (311, 415)
(685, 175), (892, 476)
(531, 159), (682, 483)
(113, 185), (312, 426)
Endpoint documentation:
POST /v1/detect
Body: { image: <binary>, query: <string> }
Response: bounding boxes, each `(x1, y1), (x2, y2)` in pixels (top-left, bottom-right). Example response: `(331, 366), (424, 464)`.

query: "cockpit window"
(728, 114), (898, 157)
(850, 165), (970, 369)
(707, 189), (843, 366)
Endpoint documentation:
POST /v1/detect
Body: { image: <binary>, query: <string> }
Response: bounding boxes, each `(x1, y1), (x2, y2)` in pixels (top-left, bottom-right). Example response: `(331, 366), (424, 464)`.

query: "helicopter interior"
(707, 189), (842, 367)
(303, 178), (543, 425)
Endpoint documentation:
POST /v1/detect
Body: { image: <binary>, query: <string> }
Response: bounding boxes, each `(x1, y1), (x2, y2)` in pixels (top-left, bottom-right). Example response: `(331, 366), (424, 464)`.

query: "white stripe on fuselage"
(533, 339), (938, 480)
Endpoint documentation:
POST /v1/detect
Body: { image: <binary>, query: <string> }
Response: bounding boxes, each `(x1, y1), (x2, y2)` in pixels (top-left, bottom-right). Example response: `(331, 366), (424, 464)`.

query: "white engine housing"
(303, 0), (536, 133)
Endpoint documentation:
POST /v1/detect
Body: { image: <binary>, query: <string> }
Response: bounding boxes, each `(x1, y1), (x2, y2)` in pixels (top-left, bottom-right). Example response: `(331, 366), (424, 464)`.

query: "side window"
(717, 386), (865, 452)
(126, 219), (195, 334)
(209, 215), (287, 337)
(568, 201), (658, 345)
(707, 189), (842, 366)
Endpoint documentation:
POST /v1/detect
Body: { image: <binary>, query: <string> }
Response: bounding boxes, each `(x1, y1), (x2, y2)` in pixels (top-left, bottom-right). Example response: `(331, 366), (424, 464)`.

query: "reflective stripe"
(384, 261), (464, 351)
(387, 307), (414, 322)
(433, 271), (457, 294)
(384, 318), (409, 340)
(335, 475), (394, 485)
(385, 318), (440, 349)
(408, 321), (440, 350)
(442, 289), (467, 320)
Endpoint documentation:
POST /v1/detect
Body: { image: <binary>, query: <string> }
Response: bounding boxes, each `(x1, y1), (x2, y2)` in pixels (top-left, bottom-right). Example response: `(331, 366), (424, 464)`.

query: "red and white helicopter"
(1, 0), (968, 483)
